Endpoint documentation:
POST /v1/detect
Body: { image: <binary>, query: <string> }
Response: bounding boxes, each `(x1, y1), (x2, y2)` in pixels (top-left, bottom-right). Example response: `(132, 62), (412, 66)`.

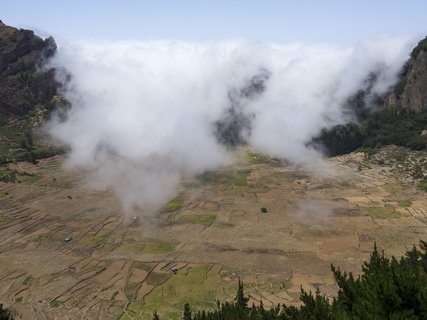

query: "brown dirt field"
(0, 147), (426, 319)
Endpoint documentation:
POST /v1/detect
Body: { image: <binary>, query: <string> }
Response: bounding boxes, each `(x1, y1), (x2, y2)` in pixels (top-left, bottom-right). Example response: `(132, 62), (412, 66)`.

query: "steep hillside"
(385, 36), (427, 112)
(316, 36), (427, 156)
(0, 20), (57, 121)
(0, 20), (62, 163)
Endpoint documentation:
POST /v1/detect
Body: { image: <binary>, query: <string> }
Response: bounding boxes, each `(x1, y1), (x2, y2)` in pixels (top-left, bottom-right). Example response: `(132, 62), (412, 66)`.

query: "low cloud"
(45, 36), (413, 213)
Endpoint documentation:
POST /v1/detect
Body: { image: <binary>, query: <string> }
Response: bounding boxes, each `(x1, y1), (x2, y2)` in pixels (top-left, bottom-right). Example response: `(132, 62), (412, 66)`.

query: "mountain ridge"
(0, 20), (57, 122)
(385, 36), (427, 112)
(0, 20), (62, 163)
(315, 35), (427, 156)
(0, 20), (426, 161)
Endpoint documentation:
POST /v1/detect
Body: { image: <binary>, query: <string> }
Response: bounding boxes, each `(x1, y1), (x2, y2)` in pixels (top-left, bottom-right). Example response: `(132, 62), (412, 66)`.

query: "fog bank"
(46, 37), (413, 212)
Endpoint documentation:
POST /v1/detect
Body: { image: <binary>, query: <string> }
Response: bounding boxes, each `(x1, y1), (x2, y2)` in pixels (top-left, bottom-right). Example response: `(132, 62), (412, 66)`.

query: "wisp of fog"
(46, 37), (413, 213)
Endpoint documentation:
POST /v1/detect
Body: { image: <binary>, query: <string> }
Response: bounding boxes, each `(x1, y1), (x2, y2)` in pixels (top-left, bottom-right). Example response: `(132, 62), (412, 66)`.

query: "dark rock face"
(342, 71), (383, 120)
(214, 69), (270, 146)
(312, 35), (427, 156)
(385, 37), (427, 112)
(0, 21), (58, 124)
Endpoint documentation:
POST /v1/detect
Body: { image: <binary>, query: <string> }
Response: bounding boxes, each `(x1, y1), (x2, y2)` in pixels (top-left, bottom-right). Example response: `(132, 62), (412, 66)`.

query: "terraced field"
(0, 146), (426, 319)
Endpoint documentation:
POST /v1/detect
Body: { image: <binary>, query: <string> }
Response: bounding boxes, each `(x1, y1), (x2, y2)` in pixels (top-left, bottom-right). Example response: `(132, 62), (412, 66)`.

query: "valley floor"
(0, 147), (426, 319)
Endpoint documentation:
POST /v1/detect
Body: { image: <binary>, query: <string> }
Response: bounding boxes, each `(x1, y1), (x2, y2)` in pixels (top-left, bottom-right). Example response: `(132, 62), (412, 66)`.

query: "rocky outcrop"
(385, 36), (427, 112)
(0, 20), (58, 124)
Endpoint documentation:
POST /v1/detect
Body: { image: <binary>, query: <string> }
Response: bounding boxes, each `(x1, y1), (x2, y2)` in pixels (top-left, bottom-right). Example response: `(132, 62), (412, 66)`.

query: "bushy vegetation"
(155, 241), (427, 320)
(0, 118), (66, 165)
(419, 181), (427, 192)
(0, 146), (66, 165)
(0, 168), (39, 183)
(316, 107), (427, 156)
(49, 299), (61, 308)
(0, 304), (12, 320)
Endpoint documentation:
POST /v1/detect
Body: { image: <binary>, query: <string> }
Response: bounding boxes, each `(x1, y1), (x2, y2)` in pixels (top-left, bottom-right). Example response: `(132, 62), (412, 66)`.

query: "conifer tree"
(235, 278), (249, 308)
(152, 310), (160, 320)
(183, 302), (192, 320)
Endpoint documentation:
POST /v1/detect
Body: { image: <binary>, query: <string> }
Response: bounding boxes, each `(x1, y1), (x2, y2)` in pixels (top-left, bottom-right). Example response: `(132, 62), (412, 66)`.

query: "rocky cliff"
(385, 36), (427, 112)
(0, 20), (61, 163)
(315, 35), (427, 155)
(0, 20), (57, 124)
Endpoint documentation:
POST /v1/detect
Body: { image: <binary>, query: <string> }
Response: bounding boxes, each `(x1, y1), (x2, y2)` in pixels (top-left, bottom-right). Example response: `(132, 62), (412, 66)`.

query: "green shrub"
(49, 299), (61, 308)
(316, 107), (427, 156)
(419, 181), (427, 192)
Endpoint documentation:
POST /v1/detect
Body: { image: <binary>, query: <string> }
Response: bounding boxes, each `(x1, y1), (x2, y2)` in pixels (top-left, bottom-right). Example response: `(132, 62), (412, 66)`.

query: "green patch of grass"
(0, 121), (28, 159)
(178, 214), (216, 225)
(49, 178), (75, 189)
(197, 169), (251, 191)
(133, 262), (156, 272)
(0, 168), (40, 184)
(364, 206), (402, 219)
(0, 168), (17, 182)
(207, 169), (253, 193)
(197, 171), (219, 185)
(333, 208), (363, 216)
(0, 114), (66, 165)
(15, 297), (23, 303)
(121, 242), (145, 252)
(58, 179), (74, 189)
(164, 198), (183, 212)
(49, 299), (61, 308)
(248, 184), (271, 193)
(124, 264), (232, 320)
(124, 282), (139, 301)
(144, 272), (171, 287)
(383, 183), (403, 193)
(419, 182), (427, 192)
(0, 215), (15, 223)
(144, 241), (175, 253)
(246, 152), (270, 164)
(0, 146), (65, 166)
(397, 199), (412, 208)
(82, 207), (97, 214)
(241, 174), (273, 193)
(80, 230), (112, 245)
(214, 222), (234, 228)
(121, 301), (144, 319)
(0, 192), (9, 198)
(20, 174), (40, 185)
(225, 169), (251, 187)
(23, 275), (33, 285)
(33, 233), (52, 242)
